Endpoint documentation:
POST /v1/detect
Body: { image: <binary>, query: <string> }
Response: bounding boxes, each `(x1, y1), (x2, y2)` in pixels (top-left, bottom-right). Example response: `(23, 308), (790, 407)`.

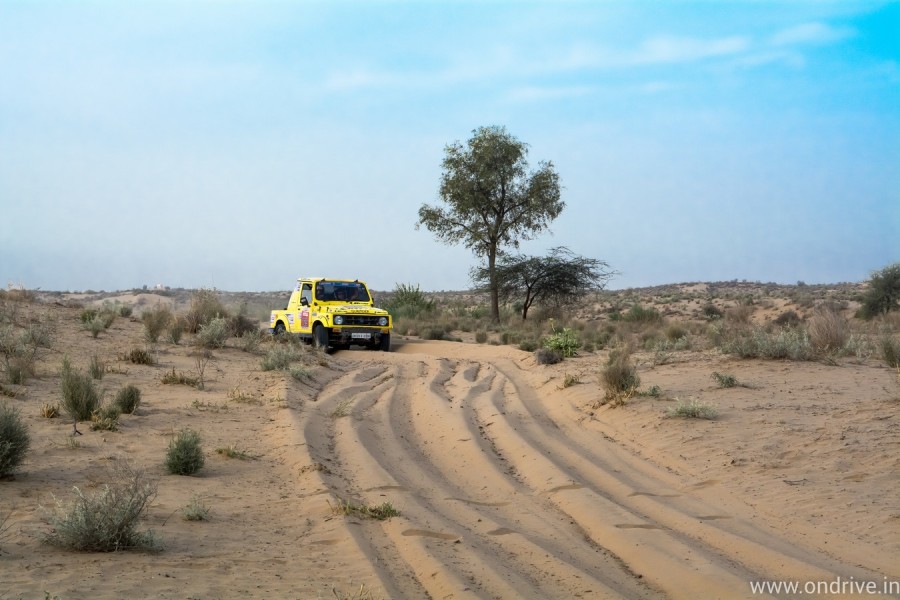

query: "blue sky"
(1, 1), (898, 292)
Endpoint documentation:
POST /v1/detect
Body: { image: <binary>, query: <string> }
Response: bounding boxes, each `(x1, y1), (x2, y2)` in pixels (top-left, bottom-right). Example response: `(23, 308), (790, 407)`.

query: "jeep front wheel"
(379, 333), (391, 352)
(273, 322), (286, 336)
(313, 324), (330, 351)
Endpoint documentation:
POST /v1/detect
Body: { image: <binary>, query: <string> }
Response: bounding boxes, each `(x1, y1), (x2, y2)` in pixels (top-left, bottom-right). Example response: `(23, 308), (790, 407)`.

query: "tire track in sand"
(298, 344), (886, 599)
(308, 351), (661, 599)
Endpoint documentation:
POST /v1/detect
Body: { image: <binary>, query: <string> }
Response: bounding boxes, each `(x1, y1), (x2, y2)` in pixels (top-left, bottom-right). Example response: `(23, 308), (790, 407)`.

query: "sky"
(1, 0), (898, 293)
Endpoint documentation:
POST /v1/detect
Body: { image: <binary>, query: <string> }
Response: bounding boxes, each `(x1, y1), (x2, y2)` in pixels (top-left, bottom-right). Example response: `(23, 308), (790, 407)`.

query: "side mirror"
(300, 297), (309, 307)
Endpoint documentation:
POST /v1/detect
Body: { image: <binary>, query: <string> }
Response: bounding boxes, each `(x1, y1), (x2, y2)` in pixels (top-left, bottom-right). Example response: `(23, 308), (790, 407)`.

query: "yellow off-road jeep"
(268, 278), (392, 352)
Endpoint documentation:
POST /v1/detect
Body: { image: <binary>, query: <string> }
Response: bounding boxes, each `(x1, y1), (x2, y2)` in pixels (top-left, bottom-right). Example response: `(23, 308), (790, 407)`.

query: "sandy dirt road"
(291, 339), (896, 599)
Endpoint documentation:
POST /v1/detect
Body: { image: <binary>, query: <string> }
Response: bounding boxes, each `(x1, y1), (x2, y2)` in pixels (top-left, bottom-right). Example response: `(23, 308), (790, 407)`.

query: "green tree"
(858, 262), (900, 320)
(472, 247), (615, 320)
(418, 126), (563, 321)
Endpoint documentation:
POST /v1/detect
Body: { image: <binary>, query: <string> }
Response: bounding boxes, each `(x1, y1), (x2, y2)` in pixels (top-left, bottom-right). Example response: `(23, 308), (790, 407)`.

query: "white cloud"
(770, 22), (855, 46)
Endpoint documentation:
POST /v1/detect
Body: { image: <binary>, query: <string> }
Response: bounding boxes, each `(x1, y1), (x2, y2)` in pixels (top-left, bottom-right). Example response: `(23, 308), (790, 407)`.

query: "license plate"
(351, 333), (371, 340)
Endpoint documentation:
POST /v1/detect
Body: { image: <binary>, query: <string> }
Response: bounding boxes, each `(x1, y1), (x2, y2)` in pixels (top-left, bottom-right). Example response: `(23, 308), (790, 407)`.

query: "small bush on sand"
(1, 322), (53, 384)
(142, 305), (172, 343)
(328, 497), (400, 520)
(167, 316), (185, 345)
(623, 304), (662, 324)
(114, 385), (141, 414)
(711, 371), (738, 388)
(89, 354), (105, 380)
(260, 344), (302, 371)
(44, 460), (159, 552)
(195, 317), (230, 349)
(165, 429), (205, 475)
(124, 347), (155, 365)
(90, 406), (121, 431)
(666, 398), (718, 420)
(807, 307), (849, 354)
(185, 289), (228, 334)
(600, 349), (640, 404)
(882, 335), (900, 368)
(182, 495), (211, 521)
(534, 348), (562, 365)
(544, 327), (579, 358)
(0, 402), (30, 477)
(60, 358), (102, 421)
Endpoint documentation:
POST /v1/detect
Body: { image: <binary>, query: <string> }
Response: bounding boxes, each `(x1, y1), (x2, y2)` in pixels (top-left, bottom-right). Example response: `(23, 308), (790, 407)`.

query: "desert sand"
(1, 294), (898, 599)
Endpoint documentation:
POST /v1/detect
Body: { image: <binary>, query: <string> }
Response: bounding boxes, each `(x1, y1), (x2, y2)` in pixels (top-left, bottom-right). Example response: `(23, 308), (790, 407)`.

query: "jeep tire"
(313, 324), (330, 352)
(379, 333), (391, 352)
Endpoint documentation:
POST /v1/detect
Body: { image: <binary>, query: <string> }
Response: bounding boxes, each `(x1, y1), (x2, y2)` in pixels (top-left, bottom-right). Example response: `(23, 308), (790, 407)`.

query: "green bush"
(165, 429), (205, 475)
(114, 385), (141, 414)
(260, 344), (302, 371)
(196, 317), (230, 349)
(543, 327), (579, 358)
(475, 331), (488, 344)
(667, 398), (718, 420)
(858, 262), (900, 320)
(717, 325), (814, 361)
(0, 402), (30, 477)
(383, 283), (435, 319)
(60, 358), (102, 421)
(44, 460), (159, 552)
(84, 317), (105, 338)
(623, 304), (661, 324)
(711, 371), (738, 388)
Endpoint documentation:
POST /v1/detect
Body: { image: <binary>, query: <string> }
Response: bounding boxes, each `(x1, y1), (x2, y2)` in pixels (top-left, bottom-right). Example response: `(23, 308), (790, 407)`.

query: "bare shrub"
(600, 349), (640, 404)
(534, 348), (562, 365)
(185, 289), (228, 334)
(44, 460), (160, 552)
(725, 304), (754, 325)
(807, 307), (849, 354)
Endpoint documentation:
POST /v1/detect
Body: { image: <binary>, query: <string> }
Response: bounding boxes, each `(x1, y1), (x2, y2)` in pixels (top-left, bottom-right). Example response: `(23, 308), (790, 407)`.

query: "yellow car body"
(269, 278), (392, 352)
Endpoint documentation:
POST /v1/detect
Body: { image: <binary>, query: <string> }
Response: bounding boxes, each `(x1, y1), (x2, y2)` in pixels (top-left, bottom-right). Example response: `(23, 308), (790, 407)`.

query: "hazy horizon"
(2, 1), (897, 293)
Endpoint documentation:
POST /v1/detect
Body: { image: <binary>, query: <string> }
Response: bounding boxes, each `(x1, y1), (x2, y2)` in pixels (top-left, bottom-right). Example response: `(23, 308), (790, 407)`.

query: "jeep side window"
(300, 284), (312, 306)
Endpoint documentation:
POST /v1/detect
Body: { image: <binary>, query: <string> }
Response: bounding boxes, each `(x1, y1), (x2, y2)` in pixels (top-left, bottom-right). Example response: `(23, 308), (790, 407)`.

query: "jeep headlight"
(334, 316), (344, 325)
(378, 316), (388, 326)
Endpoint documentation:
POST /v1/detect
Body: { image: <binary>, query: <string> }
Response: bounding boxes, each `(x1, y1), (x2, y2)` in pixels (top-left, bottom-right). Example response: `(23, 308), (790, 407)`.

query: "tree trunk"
(488, 246), (500, 322)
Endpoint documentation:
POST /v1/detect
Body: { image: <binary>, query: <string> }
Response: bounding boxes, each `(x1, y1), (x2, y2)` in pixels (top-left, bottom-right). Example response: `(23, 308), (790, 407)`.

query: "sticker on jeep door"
(300, 310), (310, 328)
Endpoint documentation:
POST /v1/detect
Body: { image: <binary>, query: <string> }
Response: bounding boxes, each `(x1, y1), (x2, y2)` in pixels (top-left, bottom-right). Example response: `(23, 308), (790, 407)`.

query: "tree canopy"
(858, 262), (900, 319)
(472, 247), (616, 320)
(418, 125), (563, 321)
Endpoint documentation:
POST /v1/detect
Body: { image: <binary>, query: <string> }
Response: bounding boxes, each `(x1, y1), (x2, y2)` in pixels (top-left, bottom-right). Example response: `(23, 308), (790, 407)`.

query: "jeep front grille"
(340, 315), (385, 326)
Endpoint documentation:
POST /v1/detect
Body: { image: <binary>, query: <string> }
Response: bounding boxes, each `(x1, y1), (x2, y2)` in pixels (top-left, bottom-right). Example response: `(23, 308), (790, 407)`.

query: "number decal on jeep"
(300, 310), (309, 328)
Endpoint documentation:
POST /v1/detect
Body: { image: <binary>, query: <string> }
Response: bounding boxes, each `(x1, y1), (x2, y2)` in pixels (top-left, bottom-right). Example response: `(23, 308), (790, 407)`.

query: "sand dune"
(1, 302), (897, 599)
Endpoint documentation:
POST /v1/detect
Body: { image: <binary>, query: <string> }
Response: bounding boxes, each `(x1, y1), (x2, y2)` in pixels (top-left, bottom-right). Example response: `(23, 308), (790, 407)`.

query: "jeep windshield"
(314, 281), (371, 303)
